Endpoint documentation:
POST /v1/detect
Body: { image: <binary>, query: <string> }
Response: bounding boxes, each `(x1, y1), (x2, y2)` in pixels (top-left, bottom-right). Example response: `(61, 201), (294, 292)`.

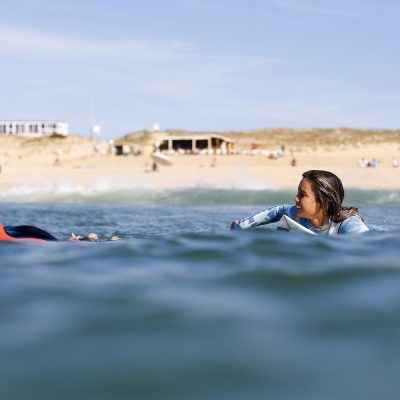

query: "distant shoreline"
(0, 131), (399, 191)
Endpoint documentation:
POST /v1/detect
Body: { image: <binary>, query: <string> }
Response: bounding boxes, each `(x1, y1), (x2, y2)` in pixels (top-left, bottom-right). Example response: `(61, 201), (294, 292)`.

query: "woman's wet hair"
(302, 170), (363, 222)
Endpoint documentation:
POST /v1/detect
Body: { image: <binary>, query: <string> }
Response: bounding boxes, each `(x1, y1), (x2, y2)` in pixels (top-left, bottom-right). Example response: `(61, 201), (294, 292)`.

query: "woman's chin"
(296, 210), (306, 218)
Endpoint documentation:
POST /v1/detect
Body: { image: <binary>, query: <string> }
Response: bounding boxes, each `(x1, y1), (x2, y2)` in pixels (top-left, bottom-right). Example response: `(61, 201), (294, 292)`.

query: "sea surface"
(1, 187), (400, 399)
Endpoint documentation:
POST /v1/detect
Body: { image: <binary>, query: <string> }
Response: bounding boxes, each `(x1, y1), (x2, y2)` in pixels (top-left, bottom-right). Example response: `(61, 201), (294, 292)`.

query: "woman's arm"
(231, 204), (296, 230)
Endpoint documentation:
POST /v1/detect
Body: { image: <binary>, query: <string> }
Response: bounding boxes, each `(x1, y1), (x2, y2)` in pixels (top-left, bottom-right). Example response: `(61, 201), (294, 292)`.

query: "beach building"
(0, 120), (68, 136)
(154, 133), (235, 154)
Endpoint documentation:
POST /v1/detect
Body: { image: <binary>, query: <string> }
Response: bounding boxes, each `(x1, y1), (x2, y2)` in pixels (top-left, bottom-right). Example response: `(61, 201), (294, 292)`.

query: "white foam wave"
(0, 183), (115, 202)
(1, 184), (399, 205)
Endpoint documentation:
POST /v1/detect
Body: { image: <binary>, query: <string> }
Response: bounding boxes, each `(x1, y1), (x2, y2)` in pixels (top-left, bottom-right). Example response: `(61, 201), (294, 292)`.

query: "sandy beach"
(0, 132), (400, 192)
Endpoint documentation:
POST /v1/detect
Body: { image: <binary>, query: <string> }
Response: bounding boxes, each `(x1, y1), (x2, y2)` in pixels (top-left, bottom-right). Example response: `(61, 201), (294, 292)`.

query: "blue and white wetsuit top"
(233, 204), (369, 235)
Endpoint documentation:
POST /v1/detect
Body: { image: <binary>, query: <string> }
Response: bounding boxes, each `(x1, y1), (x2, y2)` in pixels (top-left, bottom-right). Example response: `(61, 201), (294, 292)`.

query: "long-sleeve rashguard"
(232, 204), (369, 235)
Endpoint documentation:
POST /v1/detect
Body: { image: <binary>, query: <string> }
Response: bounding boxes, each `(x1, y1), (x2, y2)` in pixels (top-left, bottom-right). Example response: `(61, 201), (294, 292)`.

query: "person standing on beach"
(231, 170), (369, 235)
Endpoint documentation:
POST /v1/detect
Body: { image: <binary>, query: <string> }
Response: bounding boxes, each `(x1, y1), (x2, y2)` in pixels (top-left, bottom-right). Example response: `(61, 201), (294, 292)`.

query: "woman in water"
(231, 170), (369, 235)
(0, 224), (120, 242)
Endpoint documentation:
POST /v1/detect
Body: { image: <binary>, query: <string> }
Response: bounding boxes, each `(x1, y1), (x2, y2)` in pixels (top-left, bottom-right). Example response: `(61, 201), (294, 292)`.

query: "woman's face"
(294, 178), (324, 220)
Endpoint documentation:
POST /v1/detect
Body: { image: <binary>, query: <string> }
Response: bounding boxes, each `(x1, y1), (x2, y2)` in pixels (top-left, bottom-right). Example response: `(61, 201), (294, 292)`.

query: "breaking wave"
(1, 184), (400, 205)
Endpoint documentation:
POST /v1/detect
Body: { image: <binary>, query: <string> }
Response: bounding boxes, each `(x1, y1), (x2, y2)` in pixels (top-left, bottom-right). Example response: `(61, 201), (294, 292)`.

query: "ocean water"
(1, 188), (400, 399)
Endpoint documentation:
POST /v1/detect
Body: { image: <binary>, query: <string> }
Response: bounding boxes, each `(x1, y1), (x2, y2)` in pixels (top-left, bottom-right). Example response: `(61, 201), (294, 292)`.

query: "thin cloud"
(1, 27), (281, 103)
(202, 98), (342, 123)
(0, 26), (187, 61)
(272, 0), (340, 15)
(271, 0), (369, 18)
(77, 52), (283, 103)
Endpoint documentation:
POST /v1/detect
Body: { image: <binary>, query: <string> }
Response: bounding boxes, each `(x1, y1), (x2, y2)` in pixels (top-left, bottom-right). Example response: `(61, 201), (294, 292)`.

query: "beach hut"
(154, 133), (234, 154)
(114, 144), (132, 156)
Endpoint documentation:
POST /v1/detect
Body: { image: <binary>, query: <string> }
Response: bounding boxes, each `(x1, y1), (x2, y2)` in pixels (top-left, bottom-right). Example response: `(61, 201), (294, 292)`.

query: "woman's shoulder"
(338, 215), (369, 234)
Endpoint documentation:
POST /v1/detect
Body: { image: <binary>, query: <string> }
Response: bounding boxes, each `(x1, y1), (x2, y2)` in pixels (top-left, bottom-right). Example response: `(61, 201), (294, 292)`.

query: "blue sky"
(0, 0), (399, 138)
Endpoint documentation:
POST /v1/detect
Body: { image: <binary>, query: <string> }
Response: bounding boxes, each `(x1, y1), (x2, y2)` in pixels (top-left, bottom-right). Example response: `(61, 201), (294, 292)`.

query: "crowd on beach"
(358, 157), (399, 168)
(358, 157), (379, 168)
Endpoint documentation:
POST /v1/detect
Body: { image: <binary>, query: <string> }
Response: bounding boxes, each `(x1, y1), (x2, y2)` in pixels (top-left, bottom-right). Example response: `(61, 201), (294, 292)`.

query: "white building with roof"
(0, 120), (68, 136)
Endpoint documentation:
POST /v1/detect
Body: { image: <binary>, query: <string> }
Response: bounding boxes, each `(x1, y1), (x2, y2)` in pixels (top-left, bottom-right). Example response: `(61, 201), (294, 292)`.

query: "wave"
(1, 184), (400, 205)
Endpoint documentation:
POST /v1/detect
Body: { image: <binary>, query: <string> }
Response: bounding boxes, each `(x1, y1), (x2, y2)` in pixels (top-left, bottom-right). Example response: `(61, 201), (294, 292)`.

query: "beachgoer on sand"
(370, 158), (378, 168)
(230, 170), (369, 235)
(358, 157), (368, 168)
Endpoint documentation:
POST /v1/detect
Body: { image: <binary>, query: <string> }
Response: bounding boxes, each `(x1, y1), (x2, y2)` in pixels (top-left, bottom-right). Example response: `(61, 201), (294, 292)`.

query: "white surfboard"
(151, 152), (173, 166)
(277, 215), (316, 235)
